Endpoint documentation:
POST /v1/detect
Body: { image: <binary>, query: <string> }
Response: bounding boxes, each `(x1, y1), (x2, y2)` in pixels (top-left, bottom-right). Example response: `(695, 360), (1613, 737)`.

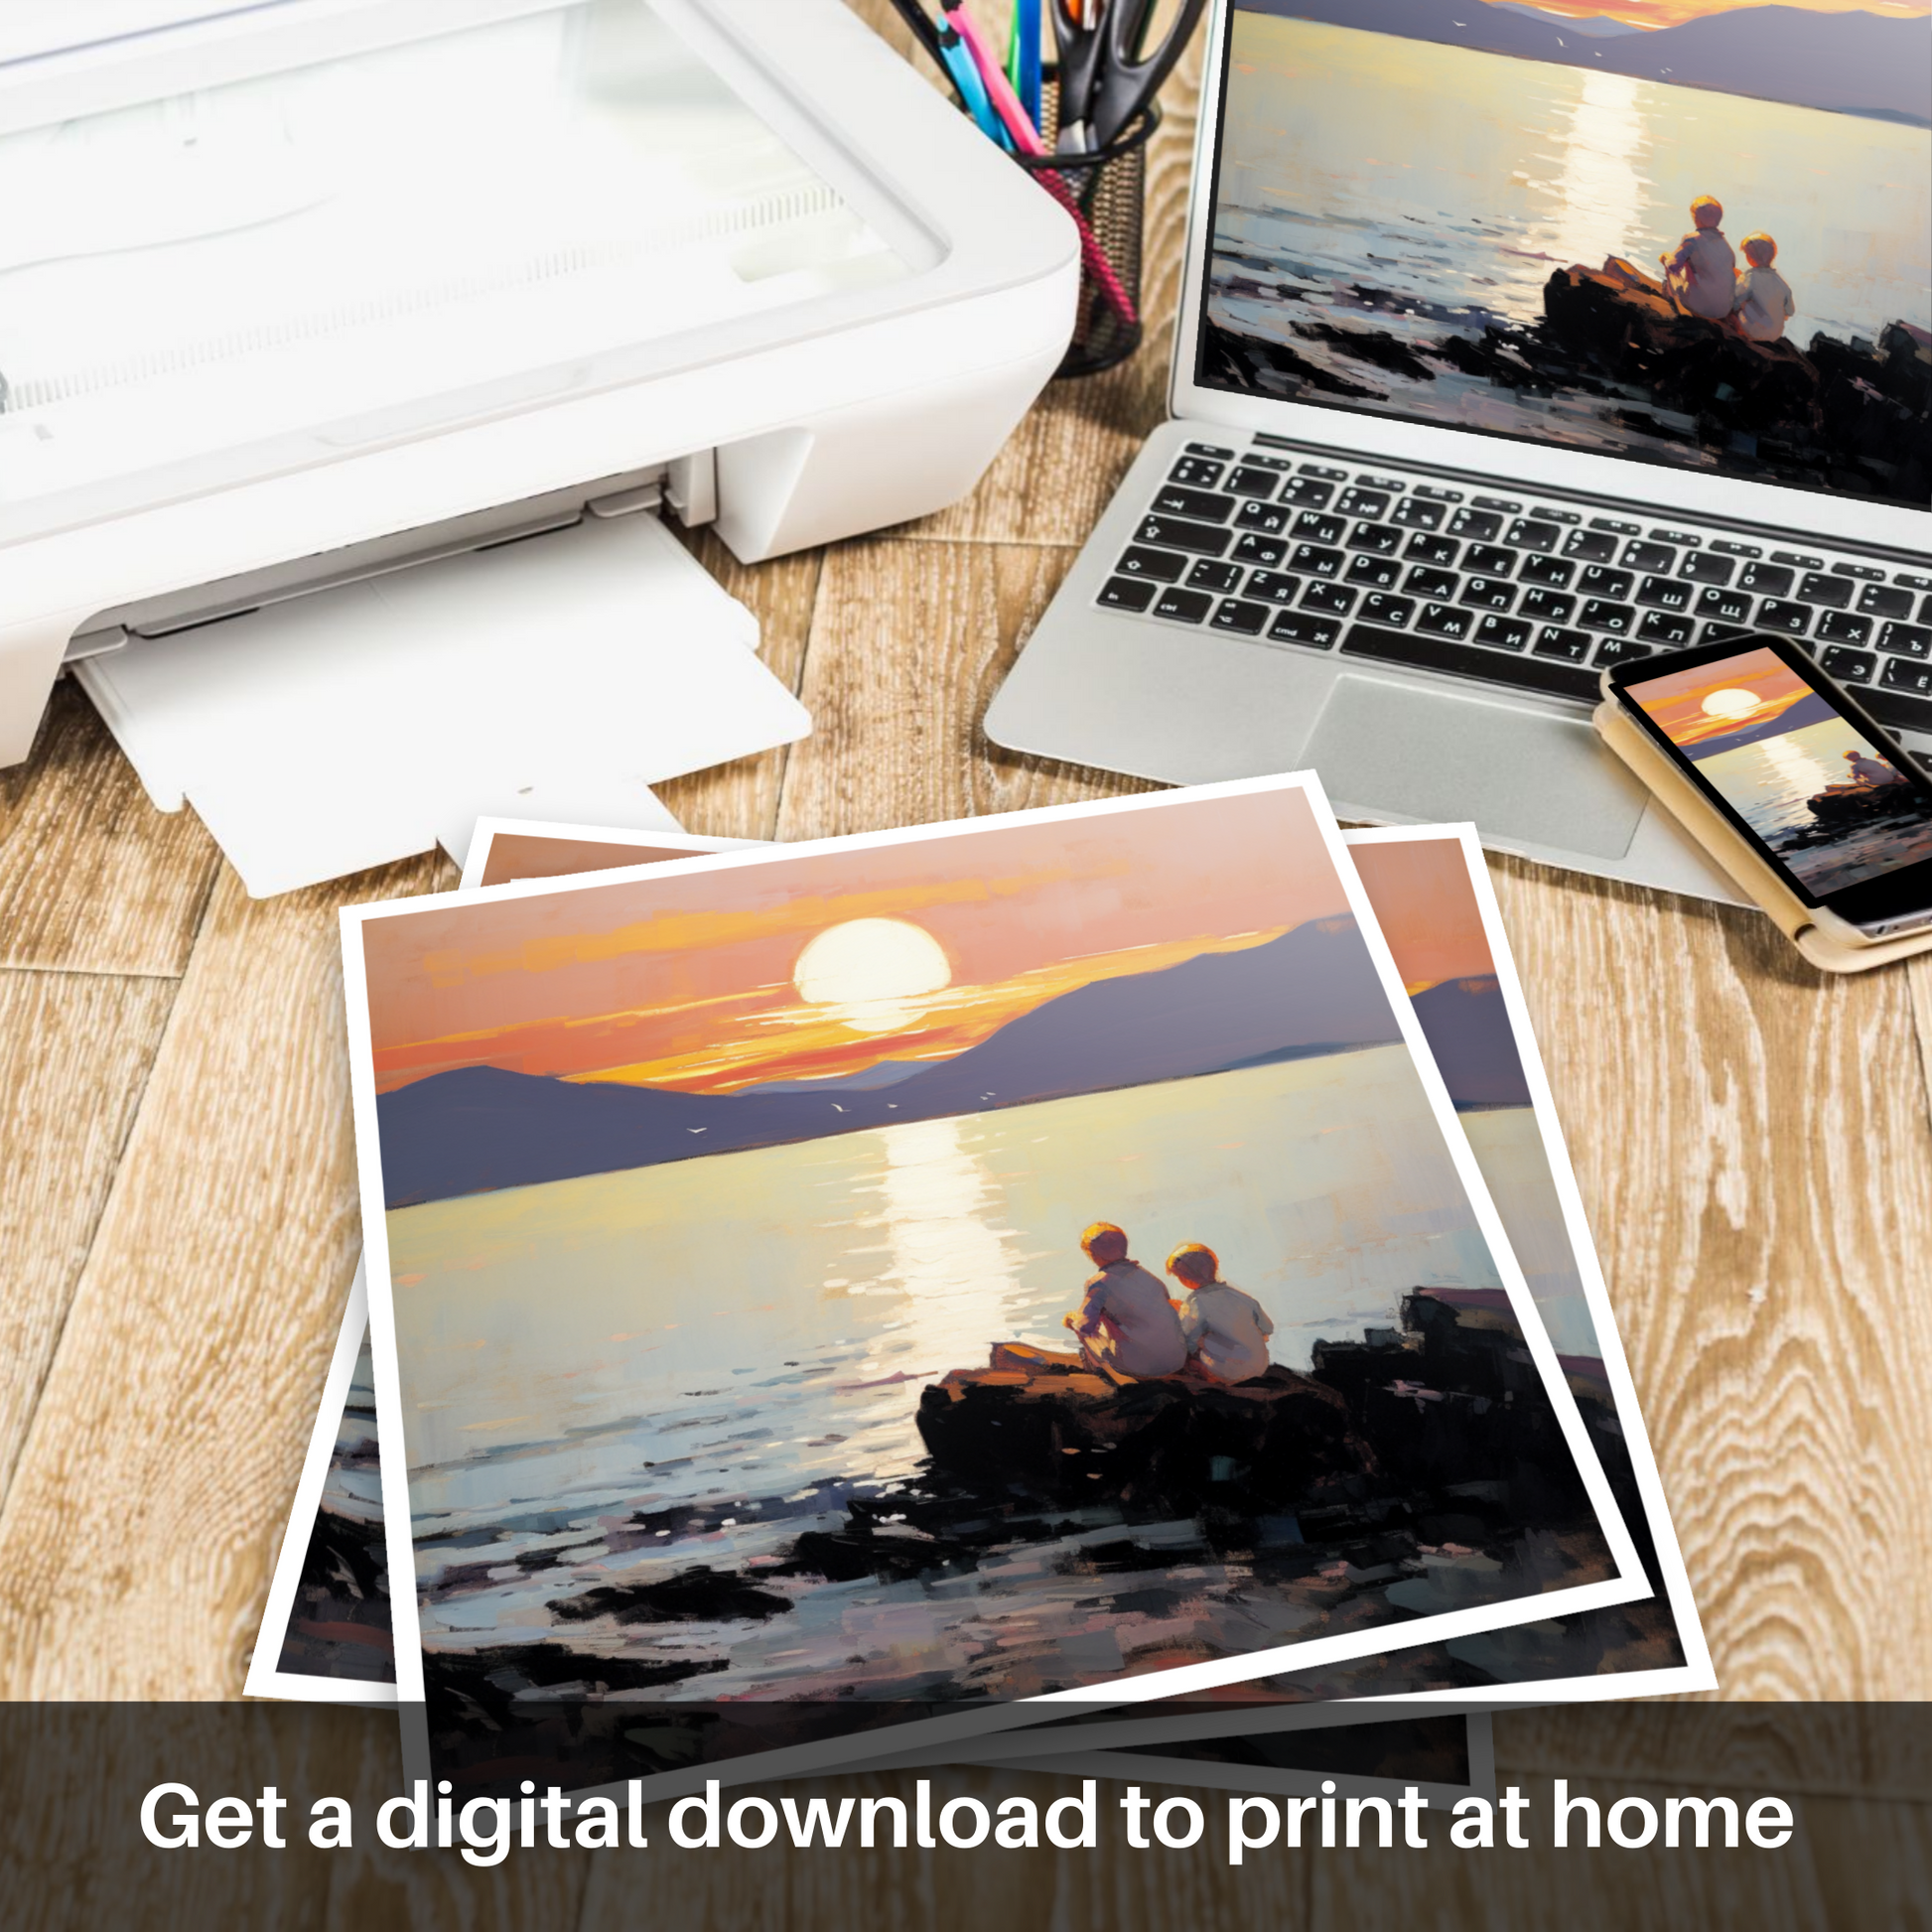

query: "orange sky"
(1623, 645), (1816, 751)
(362, 790), (1356, 1096)
(1523, 0), (1928, 25)
(1347, 838), (1496, 994)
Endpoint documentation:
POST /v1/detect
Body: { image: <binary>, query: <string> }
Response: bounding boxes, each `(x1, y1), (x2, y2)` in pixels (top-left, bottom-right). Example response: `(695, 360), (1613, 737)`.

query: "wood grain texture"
(1481, 852), (1932, 1699)
(0, 969), (179, 1507)
(0, 858), (444, 1698)
(0, 681), (220, 976)
(775, 538), (1158, 844)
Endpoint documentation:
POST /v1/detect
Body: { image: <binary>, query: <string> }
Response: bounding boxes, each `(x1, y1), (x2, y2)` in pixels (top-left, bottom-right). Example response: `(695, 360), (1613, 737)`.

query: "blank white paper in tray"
(76, 511), (807, 896)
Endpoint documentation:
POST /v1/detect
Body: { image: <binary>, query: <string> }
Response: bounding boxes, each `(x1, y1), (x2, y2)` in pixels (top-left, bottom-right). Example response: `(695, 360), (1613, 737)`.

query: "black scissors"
(1050, 0), (1207, 152)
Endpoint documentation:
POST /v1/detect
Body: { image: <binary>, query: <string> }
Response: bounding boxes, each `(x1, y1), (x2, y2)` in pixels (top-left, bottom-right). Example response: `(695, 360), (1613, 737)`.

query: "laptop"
(987, 0), (1932, 900)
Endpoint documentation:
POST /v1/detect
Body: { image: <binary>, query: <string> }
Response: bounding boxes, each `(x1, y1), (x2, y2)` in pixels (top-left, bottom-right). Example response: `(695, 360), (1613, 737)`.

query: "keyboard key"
(1169, 457), (1225, 487)
(1472, 494), (1521, 513)
(1711, 539), (1762, 558)
(1298, 463), (1348, 481)
(1151, 586), (1213, 623)
(1919, 596), (1932, 624)
(1461, 578), (1517, 612)
(1335, 486), (1391, 519)
(1581, 599), (1636, 634)
(1519, 588), (1576, 624)
(1680, 552), (1735, 586)
(1476, 615), (1532, 651)
(1820, 645), (1875, 683)
(1449, 507), (1502, 541)
(1244, 454), (1295, 472)
(1341, 620), (1600, 700)
(1702, 621), (1758, 643)
(1414, 484), (1463, 501)
(1881, 655), (1932, 697)
(1290, 543), (1345, 578)
(1531, 506), (1580, 524)
(1233, 532), (1287, 568)
(1519, 554), (1576, 589)
(1184, 441), (1235, 459)
(1281, 477), (1336, 507)
(1636, 575), (1693, 613)
(1578, 566), (1634, 600)
(1405, 566), (1458, 602)
(1347, 521), (1404, 556)
(1224, 465), (1283, 498)
(1116, 545), (1189, 582)
(1506, 518), (1561, 552)
(1865, 688), (1932, 737)
(1392, 497), (1446, 531)
(1244, 570), (1303, 605)
(1593, 637), (1652, 667)
(1756, 599), (1811, 635)
(1293, 511), (1348, 545)
(1624, 540), (1677, 574)
(1816, 611), (1871, 646)
(1901, 573), (1932, 593)
(1650, 528), (1701, 547)
(1152, 484), (1237, 521)
(1137, 514), (1231, 557)
(1235, 499), (1293, 535)
(1212, 599), (1271, 635)
(1404, 532), (1460, 567)
(1796, 572), (1852, 610)
(1346, 554), (1402, 590)
(1097, 576), (1156, 612)
(1359, 594), (1416, 628)
(1417, 603), (1474, 639)
(1463, 542), (1517, 578)
(1563, 528), (1620, 563)
(1859, 584), (1914, 620)
(1831, 561), (1882, 581)
(1355, 474), (1405, 491)
(1302, 581), (1357, 617)
(1637, 610), (1695, 645)
(1589, 516), (1642, 536)
(1738, 561), (1793, 597)
(1771, 549), (1823, 570)
(1531, 625), (1590, 660)
(1881, 621), (1932, 659)
(1697, 586), (1753, 624)
(1268, 611), (1341, 648)
(1186, 559), (1246, 594)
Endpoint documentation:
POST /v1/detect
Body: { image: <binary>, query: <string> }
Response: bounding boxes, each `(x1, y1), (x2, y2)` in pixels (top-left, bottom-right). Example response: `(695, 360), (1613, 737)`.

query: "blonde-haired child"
(1731, 233), (1796, 344)
(1662, 196), (1735, 321)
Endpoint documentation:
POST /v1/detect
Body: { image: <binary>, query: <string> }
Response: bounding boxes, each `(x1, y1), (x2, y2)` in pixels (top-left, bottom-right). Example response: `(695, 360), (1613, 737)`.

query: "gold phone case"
(1593, 697), (1932, 974)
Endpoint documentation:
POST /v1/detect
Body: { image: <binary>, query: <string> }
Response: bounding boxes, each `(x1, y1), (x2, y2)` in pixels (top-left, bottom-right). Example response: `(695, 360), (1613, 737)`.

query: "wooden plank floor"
(1, 7), (1927, 1926)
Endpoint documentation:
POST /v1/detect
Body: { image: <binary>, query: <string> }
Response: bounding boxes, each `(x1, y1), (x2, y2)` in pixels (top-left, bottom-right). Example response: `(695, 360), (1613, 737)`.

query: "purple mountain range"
(1242, 0), (1932, 126)
(375, 915), (1408, 1207)
(1408, 975), (1532, 1108)
(1678, 690), (1840, 759)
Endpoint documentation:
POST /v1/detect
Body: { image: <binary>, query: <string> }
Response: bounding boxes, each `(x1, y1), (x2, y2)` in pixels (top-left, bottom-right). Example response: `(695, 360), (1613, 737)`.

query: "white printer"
(0, 0), (1077, 890)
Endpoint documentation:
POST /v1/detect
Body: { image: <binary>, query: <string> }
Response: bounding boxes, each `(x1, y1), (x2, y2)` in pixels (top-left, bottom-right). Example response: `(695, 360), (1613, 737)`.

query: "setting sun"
(1700, 688), (1764, 720)
(793, 917), (952, 1035)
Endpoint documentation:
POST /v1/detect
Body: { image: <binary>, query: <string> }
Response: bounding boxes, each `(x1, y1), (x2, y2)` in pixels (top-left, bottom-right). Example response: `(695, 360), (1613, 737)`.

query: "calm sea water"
(385, 1046), (1518, 1641)
(1697, 718), (1932, 893)
(1212, 16), (1931, 449)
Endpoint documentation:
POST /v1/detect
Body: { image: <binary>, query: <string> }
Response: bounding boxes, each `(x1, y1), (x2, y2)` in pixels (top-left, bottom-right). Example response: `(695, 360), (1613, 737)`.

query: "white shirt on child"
(1179, 1282), (1275, 1385)
(1732, 265), (1796, 343)
(1671, 228), (1736, 320)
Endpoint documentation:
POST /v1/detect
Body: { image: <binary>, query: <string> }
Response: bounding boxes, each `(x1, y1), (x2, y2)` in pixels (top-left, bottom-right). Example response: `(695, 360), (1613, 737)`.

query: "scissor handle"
(1089, 0), (1206, 146)
(1047, 0), (1108, 138)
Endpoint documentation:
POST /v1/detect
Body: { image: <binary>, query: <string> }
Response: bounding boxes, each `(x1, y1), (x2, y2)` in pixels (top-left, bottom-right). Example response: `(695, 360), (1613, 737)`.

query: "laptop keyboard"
(1098, 441), (1932, 734)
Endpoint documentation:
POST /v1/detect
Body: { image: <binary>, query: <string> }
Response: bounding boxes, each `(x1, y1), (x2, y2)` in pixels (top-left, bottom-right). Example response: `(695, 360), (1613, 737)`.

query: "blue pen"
(1014, 0), (1042, 131)
(936, 19), (1010, 148)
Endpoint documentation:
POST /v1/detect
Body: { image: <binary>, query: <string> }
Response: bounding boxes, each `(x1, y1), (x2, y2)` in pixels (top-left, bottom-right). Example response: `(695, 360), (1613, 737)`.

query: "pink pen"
(943, 2), (1141, 332)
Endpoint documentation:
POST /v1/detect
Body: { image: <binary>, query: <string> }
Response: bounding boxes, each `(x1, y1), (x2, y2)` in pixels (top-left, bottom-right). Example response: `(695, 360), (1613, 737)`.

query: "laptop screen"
(1195, 1), (1931, 511)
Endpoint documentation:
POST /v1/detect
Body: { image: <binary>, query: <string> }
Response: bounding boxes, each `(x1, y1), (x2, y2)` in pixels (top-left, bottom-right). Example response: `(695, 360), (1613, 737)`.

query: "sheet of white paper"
(76, 511), (804, 895)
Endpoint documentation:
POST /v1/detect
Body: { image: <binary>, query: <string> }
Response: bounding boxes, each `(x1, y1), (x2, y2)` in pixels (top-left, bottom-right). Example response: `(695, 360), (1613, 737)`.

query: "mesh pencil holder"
(1014, 84), (1160, 379)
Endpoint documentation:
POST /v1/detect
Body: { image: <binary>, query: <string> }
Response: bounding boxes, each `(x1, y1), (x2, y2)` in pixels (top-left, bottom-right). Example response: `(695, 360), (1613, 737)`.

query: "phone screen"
(1614, 639), (1932, 923)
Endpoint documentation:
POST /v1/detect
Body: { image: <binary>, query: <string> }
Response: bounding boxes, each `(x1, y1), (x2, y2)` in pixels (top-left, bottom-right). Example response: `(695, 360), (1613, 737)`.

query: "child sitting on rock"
(1167, 1243), (1275, 1385)
(1731, 232), (1796, 344)
(1661, 196), (1735, 322)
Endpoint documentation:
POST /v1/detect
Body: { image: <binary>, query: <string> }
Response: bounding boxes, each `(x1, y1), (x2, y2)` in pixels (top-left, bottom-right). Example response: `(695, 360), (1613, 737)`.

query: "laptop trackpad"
(1304, 675), (1648, 860)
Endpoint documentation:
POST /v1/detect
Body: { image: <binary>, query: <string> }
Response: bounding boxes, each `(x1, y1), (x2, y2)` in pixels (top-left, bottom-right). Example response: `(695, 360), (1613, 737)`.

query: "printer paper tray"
(75, 512), (808, 897)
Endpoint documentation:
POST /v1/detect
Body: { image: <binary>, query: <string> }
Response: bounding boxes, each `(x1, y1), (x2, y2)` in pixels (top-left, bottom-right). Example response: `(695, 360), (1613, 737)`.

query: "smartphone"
(1605, 633), (1932, 943)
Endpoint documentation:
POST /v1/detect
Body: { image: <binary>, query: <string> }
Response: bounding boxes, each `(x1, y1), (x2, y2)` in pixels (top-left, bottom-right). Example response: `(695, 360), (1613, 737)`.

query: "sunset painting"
(1204, 0), (1931, 502)
(346, 782), (1636, 1796)
(1625, 643), (1932, 891)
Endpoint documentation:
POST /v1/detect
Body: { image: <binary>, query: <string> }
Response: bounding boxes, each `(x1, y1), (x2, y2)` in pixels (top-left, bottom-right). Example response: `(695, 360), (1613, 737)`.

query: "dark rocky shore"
(422, 1291), (1628, 1794)
(1205, 262), (1931, 504)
